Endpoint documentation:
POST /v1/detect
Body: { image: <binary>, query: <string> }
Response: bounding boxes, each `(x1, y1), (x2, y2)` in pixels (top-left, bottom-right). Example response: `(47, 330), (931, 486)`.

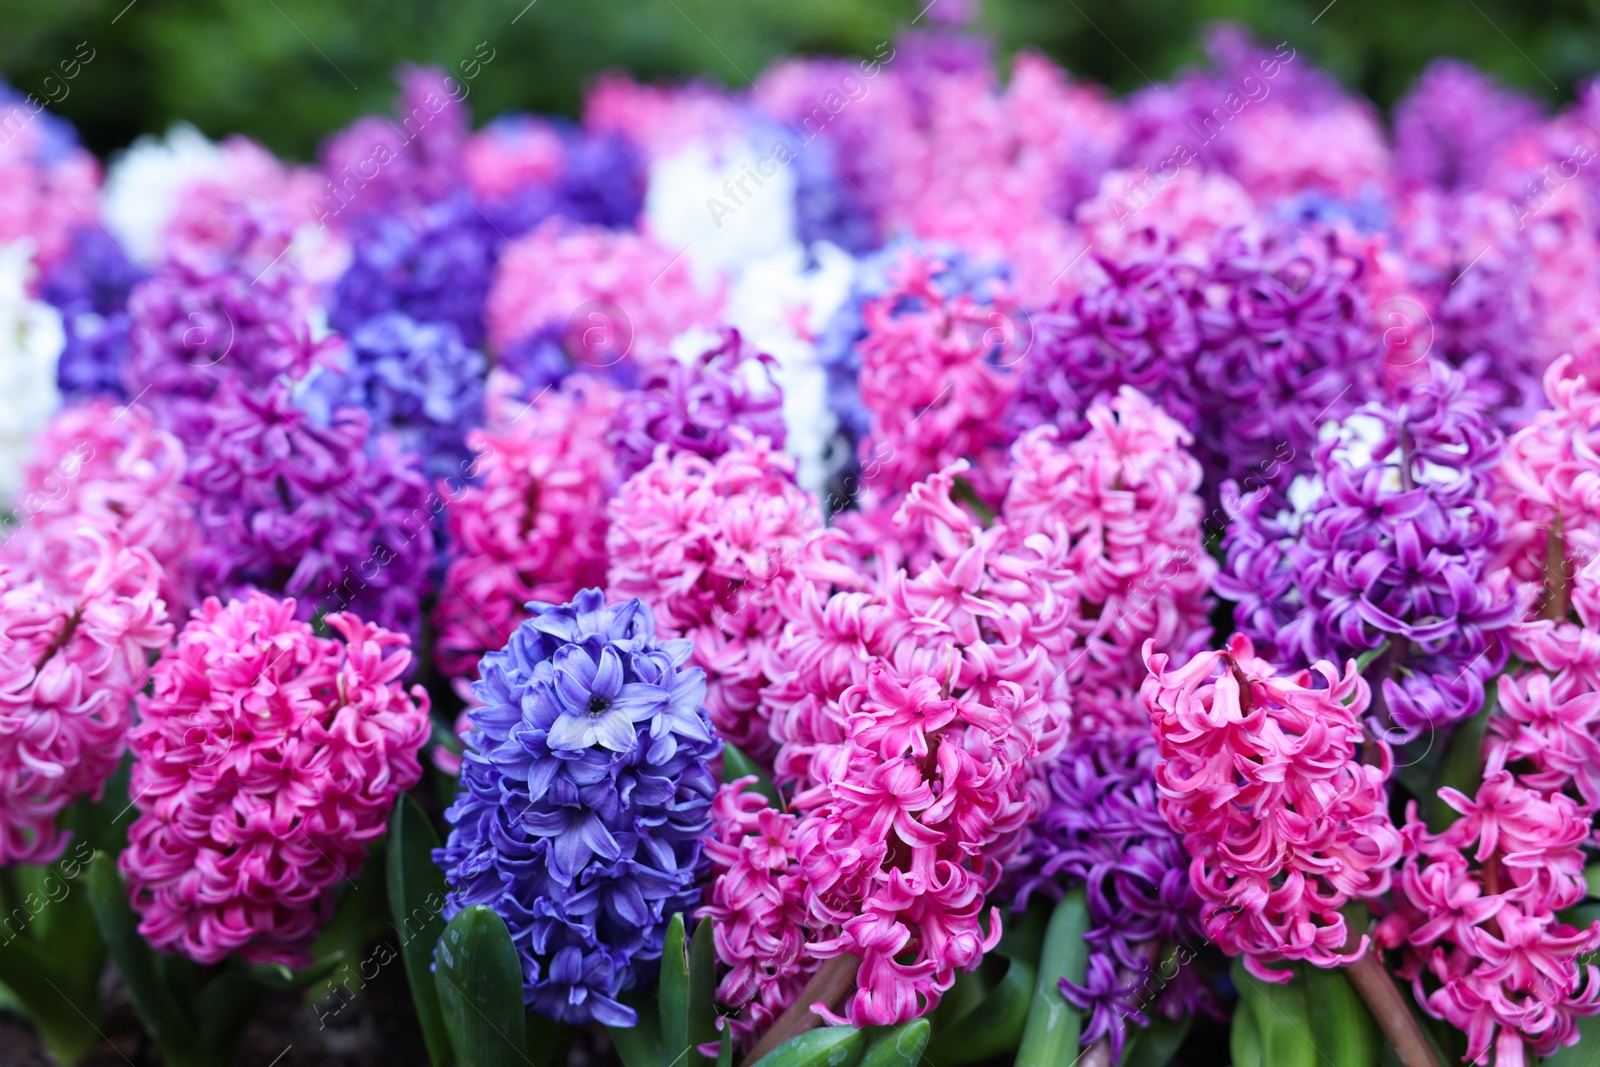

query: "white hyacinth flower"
(723, 240), (856, 499)
(102, 124), (227, 266)
(644, 135), (799, 284)
(0, 243), (65, 509)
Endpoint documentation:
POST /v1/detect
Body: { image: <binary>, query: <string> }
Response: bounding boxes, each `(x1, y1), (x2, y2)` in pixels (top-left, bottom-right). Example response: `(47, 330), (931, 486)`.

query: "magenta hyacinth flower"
(1141, 633), (1402, 982)
(121, 593), (430, 966)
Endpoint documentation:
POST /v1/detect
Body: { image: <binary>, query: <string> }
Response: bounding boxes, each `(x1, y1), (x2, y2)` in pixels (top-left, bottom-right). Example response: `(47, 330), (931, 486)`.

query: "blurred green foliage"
(2, 0), (1599, 160)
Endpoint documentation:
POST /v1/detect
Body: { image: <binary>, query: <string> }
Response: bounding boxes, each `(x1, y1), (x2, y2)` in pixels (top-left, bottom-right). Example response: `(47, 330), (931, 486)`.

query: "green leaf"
(1230, 992), (1263, 1067)
(86, 854), (198, 1065)
(388, 794), (454, 1066)
(1014, 889), (1090, 1067)
(722, 745), (782, 808)
(1544, 1010), (1600, 1067)
(687, 917), (717, 1067)
(434, 906), (528, 1067)
(1423, 681), (1494, 831)
(1352, 640), (1391, 676)
(716, 1027), (733, 1067)
(660, 912), (691, 1067)
(859, 1019), (929, 1067)
(748, 1025), (867, 1067)
(1119, 1014), (1192, 1067)
(1302, 965), (1378, 1067)
(1231, 960), (1317, 1067)
(1585, 864), (1600, 901)
(928, 953), (1036, 1064)
(609, 989), (665, 1067)
(0, 928), (102, 1065)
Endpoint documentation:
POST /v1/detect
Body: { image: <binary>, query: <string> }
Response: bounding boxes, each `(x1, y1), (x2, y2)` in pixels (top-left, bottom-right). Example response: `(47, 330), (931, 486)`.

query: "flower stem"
(1345, 951), (1442, 1067)
(741, 953), (860, 1067)
(1543, 517), (1569, 622)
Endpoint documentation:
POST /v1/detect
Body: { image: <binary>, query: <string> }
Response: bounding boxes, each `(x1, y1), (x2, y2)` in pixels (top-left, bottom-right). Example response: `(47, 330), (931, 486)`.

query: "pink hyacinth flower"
(121, 592), (430, 966)
(0, 526), (171, 863)
(607, 431), (819, 762)
(1141, 633), (1402, 982)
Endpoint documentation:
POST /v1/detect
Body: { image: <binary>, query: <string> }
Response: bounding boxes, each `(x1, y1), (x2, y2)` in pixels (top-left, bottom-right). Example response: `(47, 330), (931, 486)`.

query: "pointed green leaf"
(1230, 991), (1263, 1067)
(660, 912), (691, 1067)
(1119, 1014), (1192, 1067)
(748, 1025), (866, 1067)
(1585, 864), (1600, 900)
(388, 794), (454, 1066)
(716, 1026), (733, 1067)
(86, 854), (198, 1063)
(1014, 889), (1089, 1067)
(859, 1018), (929, 1067)
(1302, 965), (1377, 1067)
(1231, 960), (1317, 1067)
(928, 954), (1035, 1064)
(434, 906), (528, 1067)
(687, 917), (717, 1067)
(721, 745), (782, 808)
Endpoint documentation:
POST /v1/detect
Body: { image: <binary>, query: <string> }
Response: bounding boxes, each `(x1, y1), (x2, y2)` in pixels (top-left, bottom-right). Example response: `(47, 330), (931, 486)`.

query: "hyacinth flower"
(1141, 633), (1401, 977)
(854, 251), (1023, 508)
(1010, 731), (1207, 1062)
(329, 198), (501, 349)
(185, 378), (435, 639)
(1376, 766), (1600, 1067)
(121, 591), (430, 964)
(15, 398), (200, 614)
(434, 373), (621, 678)
(0, 526), (171, 864)
(607, 431), (817, 762)
(1002, 386), (1215, 732)
(1392, 60), (1542, 193)
(485, 219), (722, 369)
(1014, 214), (1380, 502)
(122, 228), (339, 446)
(43, 228), (141, 401)
(606, 328), (788, 481)
(305, 310), (487, 485)
(316, 65), (470, 226)
(705, 465), (1075, 1045)
(1219, 362), (1516, 742)
(815, 243), (1006, 463)
(434, 589), (720, 1024)
(1496, 354), (1600, 615)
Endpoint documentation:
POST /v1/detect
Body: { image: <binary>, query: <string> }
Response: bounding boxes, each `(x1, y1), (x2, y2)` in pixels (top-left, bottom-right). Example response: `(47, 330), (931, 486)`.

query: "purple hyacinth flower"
(1218, 360), (1516, 742)
(607, 328), (787, 480)
(1012, 730), (1207, 1061)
